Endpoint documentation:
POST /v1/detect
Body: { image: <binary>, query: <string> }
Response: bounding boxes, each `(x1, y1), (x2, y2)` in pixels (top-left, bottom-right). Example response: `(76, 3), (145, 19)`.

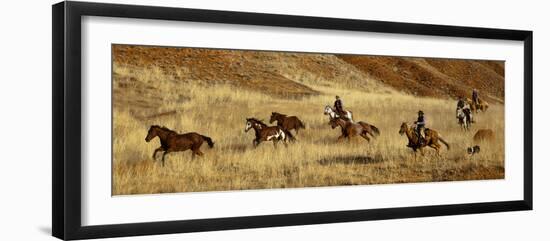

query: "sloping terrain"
(113, 45), (391, 101)
(112, 45), (505, 194)
(114, 45), (504, 108)
(337, 55), (504, 103)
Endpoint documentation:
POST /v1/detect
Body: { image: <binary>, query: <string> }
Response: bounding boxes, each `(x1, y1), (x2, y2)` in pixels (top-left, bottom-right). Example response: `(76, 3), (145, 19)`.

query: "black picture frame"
(52, 1), (533, 240)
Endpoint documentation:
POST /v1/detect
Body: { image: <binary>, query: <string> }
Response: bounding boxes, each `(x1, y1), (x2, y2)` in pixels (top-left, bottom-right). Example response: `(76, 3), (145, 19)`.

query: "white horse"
(456, 107), (471, 131)
(324, 105), (353, 122)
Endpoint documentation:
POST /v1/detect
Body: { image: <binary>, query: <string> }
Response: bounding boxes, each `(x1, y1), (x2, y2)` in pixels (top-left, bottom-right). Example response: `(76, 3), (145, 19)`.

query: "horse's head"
(269, 112), (278, 124)
(245, 118), (253, 132)
(399, 122), (409, 136)
(456, 108), (464, 118)
(324, 105), (332, 115)
(329, 118), (344, 129)
(145, 125), (159, 142)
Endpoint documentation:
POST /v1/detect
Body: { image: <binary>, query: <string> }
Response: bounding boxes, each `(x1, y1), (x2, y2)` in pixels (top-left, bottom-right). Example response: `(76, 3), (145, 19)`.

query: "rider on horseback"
(457, 96), (474, 123)
(334, 96), (346, 118)
(457, 96), (466, 109)
(414, 110), (426, 146)
(472, 88), (480, 106)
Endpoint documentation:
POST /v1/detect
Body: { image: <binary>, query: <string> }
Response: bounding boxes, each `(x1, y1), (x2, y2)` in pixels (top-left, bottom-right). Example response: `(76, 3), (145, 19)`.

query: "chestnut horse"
(324, 105), (353, 122)
(466, 97), (489, 113)
(473, 129), (495, 144)
(269, 112), (305, 134)
(245, 118), (295, 147)
(399, 123), (449, 156)
(329, 117), (380, 142)
(145, 125), (214, 166)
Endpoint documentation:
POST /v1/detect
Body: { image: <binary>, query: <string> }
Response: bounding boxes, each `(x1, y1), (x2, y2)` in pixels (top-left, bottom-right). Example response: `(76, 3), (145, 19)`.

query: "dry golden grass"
(112, 61), (504, 195)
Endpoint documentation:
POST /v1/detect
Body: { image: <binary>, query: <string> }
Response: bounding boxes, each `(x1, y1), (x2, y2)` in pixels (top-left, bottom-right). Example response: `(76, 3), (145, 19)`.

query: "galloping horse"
(456, 107), (472, 131)
(399, 122), (449, 156)
(269, 112), (305, 134)
(145, 125), (214, 166)
(324, 105), (353, 122)
(473, 129), (495, 144)
(329, 117), (380, 142)
(466, 97), (489, 113)
(245, 118), (295, 147)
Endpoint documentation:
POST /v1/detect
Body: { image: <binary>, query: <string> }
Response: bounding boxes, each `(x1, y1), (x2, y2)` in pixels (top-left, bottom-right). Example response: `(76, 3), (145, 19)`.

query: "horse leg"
(434, 144), (441, 158)
(192, 150), (203, 159)
(360, 132), (370, 142)
(152, 147), (163, 161)
(429, 143), (441, 157)
(273, 140), (278, 149)
(161, 151), (170, 167)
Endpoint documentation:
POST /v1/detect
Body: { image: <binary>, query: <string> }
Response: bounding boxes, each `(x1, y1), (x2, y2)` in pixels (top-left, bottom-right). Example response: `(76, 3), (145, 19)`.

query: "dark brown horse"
(466, 97), (489, 112)
(269, 112), (305, 134)
(399, 122), (449, 156)
(245, 118), (294, 147)
(329, 117), (380, 142)
(145, 125), (214, 166)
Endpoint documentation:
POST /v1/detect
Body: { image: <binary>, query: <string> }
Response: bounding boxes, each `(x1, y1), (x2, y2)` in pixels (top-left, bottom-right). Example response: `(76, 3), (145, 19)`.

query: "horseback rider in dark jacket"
(414, 110), (426, 145)
(457, 96), (466, 109)
(334, 96), (345, 117)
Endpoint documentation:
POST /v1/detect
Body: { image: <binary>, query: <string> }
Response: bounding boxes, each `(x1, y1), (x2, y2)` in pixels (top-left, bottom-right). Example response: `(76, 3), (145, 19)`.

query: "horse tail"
(370, 124), (380, 136)
(439, 136), (450, 150)
(201, 135), (214, 148)
(298, 119), (305, 130)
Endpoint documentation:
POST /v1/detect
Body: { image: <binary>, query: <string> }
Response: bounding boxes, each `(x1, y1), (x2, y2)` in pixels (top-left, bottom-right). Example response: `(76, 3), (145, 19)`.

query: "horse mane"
(151, 125), (178, 134)
(247, 118), (268, 127)
(272, 112), (287, 117)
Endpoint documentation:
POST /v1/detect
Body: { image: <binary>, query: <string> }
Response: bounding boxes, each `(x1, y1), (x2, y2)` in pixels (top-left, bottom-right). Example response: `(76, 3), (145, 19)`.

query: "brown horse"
(329, 117), (380, 142)
(269, 112), (305, 134)
(466, 97), (489, 112)
(245, 118), (295, 147)
(473, 129), (495, 144)
(145, 125), (214, 166)
(399, 122), (449, 156)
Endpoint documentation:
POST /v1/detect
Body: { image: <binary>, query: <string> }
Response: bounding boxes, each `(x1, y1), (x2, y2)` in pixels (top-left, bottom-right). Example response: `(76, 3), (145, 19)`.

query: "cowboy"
(457, 96), (473, 123)
(457, 96), (466, 109)
(414, 110), (426, 145)
(472, 88), (479, 106)
(334, 95), (345, 117)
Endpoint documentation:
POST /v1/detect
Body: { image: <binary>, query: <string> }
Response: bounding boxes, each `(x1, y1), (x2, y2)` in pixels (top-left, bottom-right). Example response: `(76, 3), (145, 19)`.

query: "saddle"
(406, 127), (427, 148)
(416, 128), (428, 140)
(335, 109), (349, 120)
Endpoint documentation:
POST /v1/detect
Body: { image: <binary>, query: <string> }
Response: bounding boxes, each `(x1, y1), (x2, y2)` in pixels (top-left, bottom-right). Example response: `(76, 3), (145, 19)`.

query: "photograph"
(112, 44), (505, 195)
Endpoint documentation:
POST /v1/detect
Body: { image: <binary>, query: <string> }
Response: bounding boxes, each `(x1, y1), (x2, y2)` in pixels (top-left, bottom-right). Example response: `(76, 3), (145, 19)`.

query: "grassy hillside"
(112, 45), (504, 195)
(338, 55), (504, 103)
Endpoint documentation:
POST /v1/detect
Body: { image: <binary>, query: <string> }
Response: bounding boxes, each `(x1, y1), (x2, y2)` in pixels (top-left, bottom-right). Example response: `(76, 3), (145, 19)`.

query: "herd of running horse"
(144, 98), (492, 166)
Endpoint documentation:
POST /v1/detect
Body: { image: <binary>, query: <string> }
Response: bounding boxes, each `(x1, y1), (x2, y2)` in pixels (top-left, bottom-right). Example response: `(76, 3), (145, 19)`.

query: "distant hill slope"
(113, 45), (504, 104)
(113, 45), (391, 99)
(338, 55), (504, 103)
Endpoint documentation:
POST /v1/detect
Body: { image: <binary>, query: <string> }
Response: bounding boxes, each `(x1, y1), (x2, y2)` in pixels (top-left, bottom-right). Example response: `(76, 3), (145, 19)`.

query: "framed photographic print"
(52, 1), (533, 240)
